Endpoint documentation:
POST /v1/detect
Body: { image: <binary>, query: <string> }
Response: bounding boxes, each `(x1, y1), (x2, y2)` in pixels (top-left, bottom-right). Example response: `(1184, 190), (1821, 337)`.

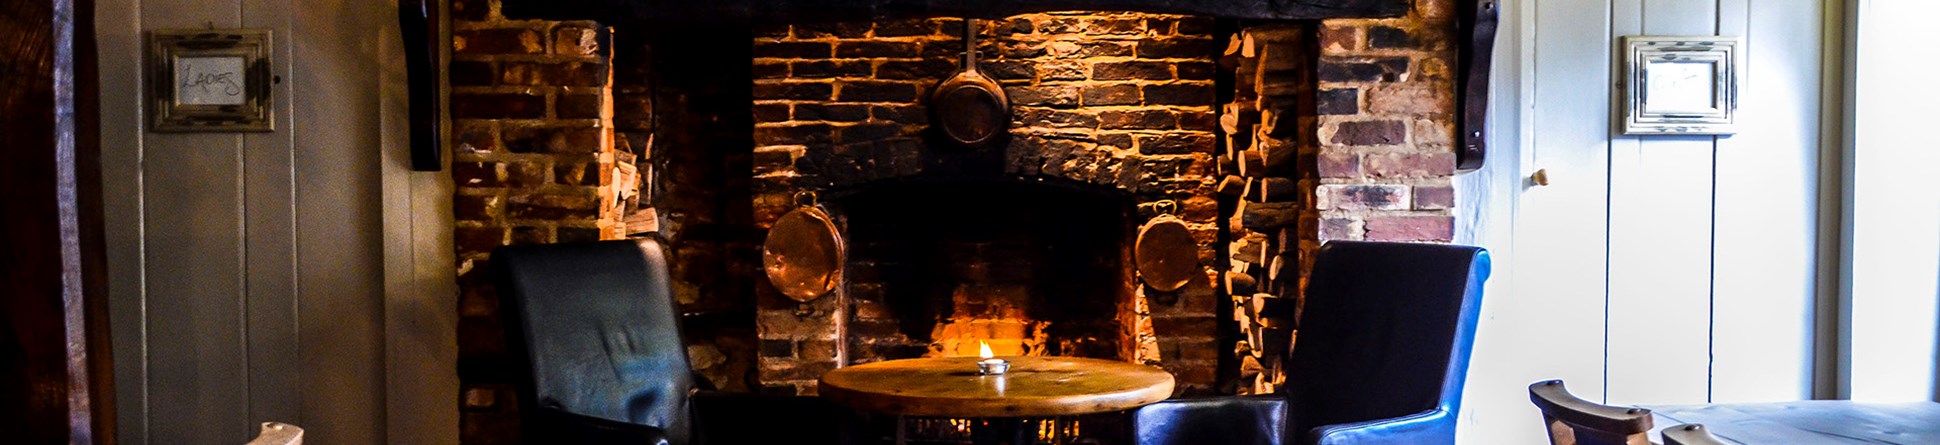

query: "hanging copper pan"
(1135, 201), (1200, 292)
(763, 193), (845, 302)
(931, 18), (1010, 148)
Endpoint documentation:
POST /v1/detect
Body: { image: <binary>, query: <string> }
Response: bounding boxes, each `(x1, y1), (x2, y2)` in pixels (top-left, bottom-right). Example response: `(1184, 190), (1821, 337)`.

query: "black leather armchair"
(1133, 241), (1491, 445)
(494, 239), (695, 444)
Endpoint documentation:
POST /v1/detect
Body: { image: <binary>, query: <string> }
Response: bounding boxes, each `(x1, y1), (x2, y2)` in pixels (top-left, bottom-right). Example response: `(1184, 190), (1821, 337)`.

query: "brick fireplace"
(448, 0), (1460, 442)
(747, 13), (1224, 395)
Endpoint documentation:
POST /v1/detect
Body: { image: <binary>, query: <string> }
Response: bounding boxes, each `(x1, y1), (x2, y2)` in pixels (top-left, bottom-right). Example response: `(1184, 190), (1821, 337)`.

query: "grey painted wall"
(97, 0), (457, 443)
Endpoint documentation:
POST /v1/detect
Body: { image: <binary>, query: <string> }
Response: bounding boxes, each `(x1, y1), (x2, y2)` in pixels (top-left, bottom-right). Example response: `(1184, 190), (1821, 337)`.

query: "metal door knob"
(1530, 169), (1551, 186)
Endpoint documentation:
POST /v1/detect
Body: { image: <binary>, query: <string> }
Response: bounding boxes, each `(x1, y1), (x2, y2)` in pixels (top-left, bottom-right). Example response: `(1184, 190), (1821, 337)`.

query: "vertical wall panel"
(293, 1), (388, 442)
(1603, 0), (1718, 406)
(1511, 0), (1612, 406)
(1711, 0), (1820, 403)
(136, 1), (252, 443)
(98, 0), (148, 441)
(240, 0), (302, 427)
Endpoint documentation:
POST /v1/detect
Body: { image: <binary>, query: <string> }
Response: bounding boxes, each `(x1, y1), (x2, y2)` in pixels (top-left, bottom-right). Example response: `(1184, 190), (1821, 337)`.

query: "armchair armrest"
(1306, 408), (1453, 445)
(531, 406), (672, 445)
(1132, 395), (1286, 445)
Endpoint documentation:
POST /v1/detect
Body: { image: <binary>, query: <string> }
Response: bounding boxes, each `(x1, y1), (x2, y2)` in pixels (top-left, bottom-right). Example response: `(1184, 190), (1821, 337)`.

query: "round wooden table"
(819, 356), (1175, 444)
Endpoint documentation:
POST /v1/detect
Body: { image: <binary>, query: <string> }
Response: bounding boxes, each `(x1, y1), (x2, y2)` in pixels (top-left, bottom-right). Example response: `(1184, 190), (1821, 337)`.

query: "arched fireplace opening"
(835, 179), (1140, 364)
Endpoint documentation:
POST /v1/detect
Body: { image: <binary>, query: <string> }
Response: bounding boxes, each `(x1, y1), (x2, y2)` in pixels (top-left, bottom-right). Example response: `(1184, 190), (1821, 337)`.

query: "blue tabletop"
(1644, 401), (1940, 444)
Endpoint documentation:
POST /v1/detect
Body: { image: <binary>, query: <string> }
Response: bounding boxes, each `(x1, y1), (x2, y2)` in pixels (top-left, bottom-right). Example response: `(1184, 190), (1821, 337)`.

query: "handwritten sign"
(175, 56), (247, 106)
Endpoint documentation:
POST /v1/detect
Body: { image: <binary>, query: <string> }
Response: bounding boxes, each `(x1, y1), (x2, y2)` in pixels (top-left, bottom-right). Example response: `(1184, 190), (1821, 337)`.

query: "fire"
(979, 340), (994, 359)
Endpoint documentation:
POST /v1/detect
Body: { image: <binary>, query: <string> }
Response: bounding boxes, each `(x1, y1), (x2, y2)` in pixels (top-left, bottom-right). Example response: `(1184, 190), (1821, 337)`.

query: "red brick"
(1414, 185), (1455, 210)
(1330, 120), (1407, 146)
(453, 162), (503, 187)
(1092, 61), (1173, 81)
(1365, 153), (1455, 178)
(1318, 153), (1361, 178)
(454, 28), (543, 55)
(455, 194), (502, 221)
(452, 93), (545, 120)
(552, 26), (600, 56)
(1365, 216), (1454, 242)
(498, 61), (606, 87)
(1320, 218), (1362, 241)
(455, 226), (508, 254)
(1320, 26), (1361, 52)
(502, 126), (603, 154)
(1367, 85), (1451, 116)
(1322, 184), (1410, 210)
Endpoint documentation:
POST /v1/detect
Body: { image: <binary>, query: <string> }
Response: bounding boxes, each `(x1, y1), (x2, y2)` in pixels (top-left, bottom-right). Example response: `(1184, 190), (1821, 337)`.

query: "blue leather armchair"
(1133, 241), (1491, 445)
(494, 239), (695, 445)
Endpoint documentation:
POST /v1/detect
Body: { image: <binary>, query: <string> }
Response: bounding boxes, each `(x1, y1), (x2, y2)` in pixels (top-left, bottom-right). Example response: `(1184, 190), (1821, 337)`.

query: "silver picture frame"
(1618, 36), (1739, 135)
(148, 29), (273, 132)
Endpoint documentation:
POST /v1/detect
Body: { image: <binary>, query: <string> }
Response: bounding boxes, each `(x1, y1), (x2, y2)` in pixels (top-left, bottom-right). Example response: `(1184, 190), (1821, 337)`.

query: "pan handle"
(961, 18), (978, 67)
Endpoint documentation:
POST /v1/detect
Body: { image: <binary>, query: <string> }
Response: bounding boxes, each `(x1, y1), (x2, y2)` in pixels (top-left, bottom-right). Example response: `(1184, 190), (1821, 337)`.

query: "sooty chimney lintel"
(502, 0), (1409, 24)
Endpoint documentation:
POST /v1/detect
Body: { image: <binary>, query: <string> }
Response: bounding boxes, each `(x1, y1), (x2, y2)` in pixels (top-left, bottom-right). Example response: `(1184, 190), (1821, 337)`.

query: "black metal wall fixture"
(1455, 0), (1499, 173)
(401, 0), (443, 172)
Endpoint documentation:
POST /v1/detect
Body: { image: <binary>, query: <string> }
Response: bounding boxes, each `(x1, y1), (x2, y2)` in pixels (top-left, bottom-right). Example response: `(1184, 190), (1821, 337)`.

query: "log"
(1221, 102), (1259, 135)
(1236, 200), (1300, 231)
(1242, 177), (1299, 203)
(1249, 293), (1296, 328)
(1235, 149), (1269, 177)
(1216, 175), (1246, 197)
(1225, 271), (1259, 295)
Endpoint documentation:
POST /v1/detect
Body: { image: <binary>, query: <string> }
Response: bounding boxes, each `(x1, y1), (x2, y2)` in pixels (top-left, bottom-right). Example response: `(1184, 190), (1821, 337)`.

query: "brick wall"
(1221, 0), (1459, 394)
(1314, 0), (1459, 242)
(448, 0), (625, 442)
(749, 13), (1228, 395)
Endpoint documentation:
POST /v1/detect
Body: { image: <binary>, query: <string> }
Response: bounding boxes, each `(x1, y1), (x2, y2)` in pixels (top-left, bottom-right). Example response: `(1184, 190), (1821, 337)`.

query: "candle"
(976, 341), (1009, 375)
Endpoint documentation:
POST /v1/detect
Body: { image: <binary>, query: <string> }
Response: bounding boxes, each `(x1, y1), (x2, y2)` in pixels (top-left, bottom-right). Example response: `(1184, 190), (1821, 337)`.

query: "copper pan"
(763, 193), (845, 302)
(1135, 201), (1200, 292)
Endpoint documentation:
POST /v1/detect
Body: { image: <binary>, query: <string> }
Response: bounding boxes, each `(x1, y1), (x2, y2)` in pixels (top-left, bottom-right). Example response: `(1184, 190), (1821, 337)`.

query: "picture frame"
(148, 29), (273, 132)
(1617, 36), (1739, 135)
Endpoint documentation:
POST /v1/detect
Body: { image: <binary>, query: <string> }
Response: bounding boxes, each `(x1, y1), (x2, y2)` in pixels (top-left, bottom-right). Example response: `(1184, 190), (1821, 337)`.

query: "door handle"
(1530, 168), (1551, 187)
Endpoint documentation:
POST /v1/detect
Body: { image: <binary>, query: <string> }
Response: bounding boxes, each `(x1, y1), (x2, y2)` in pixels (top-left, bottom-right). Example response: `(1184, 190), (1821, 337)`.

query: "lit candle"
(976, 341), (1009, 375)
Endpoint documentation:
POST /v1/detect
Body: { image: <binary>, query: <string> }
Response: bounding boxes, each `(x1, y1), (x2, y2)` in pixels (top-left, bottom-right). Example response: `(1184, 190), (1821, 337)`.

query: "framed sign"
(148, 29), (272, 132)
(1618, 36), (1739, 135)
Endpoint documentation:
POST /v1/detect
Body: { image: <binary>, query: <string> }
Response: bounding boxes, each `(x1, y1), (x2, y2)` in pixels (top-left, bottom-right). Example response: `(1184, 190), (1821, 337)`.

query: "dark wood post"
(0, 0), (111, 442)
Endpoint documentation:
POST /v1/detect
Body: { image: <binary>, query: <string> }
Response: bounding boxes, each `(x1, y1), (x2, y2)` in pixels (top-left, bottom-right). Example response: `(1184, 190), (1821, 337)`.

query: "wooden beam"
(0, 0), (108, 442)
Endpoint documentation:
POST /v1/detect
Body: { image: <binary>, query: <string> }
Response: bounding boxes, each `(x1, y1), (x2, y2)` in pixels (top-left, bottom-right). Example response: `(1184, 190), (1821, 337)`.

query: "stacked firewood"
(1217, 25), (1313, 396)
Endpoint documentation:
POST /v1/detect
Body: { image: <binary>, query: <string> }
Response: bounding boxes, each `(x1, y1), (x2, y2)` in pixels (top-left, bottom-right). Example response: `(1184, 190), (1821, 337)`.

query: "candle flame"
(979, 340), (994, 359)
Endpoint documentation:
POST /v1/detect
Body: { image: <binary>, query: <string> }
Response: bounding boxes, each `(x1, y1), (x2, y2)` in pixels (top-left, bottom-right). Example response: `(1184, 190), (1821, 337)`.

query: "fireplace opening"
(838, 179), (1140, 364)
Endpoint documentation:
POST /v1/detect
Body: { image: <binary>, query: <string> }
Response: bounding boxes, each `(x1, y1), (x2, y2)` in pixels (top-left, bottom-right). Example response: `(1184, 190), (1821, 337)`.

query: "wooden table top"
(1645, 401), (1940, 444)
(818, 356), (1175, 418)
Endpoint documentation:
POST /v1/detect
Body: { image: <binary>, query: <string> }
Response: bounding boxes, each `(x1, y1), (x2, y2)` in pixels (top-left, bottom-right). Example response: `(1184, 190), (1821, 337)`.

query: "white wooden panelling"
(1603, 0), (1720, 406)
(1846, 0), (1940, 402)
(1458, 0), (1832, 442)
(1710, 0), (1821, 403)
(241, 0), (302, 428)
(380, 0), (461, 441)
(293, 2), (390, 442)
(98, 0), (149, 441)
(1452, 0), (1537, 441)
(101, 0), (407, 442)
(1512, 0), (1612, 405)
(136, 2), (252, 444)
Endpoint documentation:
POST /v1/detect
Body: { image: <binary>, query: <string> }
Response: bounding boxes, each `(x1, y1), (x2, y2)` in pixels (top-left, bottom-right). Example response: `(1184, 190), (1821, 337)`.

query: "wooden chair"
(1662, 424), (1730, 445)
(1529, 380), (1653, 445)
(244, 422), (302, 445)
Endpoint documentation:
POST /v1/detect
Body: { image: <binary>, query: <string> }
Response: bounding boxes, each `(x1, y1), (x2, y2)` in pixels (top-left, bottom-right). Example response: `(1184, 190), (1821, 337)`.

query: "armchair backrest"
(1283, 241), (1489, 438)
(492, 239), (694, 444)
